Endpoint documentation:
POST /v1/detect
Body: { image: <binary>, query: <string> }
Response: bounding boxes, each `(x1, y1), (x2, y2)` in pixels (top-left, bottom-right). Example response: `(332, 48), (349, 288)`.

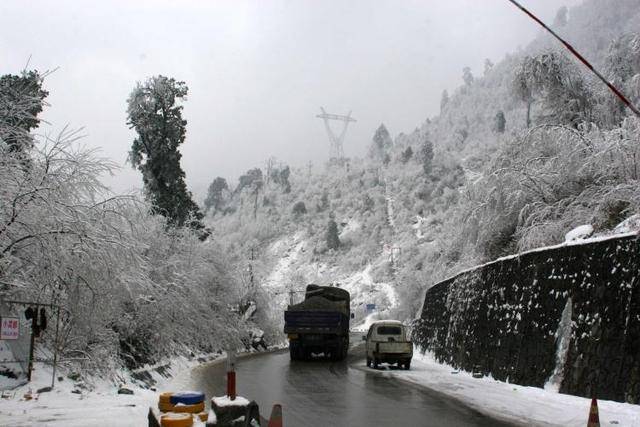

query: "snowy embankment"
(264, 229), (400, 332)
(343, 263), (399, 331)
(379, 351), (640, 427)
(0, 356), (216, 427)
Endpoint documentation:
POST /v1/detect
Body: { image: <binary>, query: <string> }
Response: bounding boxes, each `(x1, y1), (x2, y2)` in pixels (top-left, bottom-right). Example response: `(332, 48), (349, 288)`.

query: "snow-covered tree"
(326, 216), (340, 250)
(440, 89), (449, 112)
(205, 177), (229, 213)
(462, 66), (474, 86)
(0, 70), (48, 154)
(126, 75), (205, 232)
(494, 111), (506, 133)
(369, 124), (393, 161)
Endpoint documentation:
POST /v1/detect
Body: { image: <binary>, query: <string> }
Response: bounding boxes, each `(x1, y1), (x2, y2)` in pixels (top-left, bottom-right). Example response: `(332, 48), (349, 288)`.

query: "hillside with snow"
(205, 0), (640, 337)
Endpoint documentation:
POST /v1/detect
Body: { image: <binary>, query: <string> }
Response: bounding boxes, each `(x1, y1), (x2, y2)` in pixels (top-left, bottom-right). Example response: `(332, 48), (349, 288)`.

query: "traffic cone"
(587, 398), (600, 427)
(267, 404), (283, 427)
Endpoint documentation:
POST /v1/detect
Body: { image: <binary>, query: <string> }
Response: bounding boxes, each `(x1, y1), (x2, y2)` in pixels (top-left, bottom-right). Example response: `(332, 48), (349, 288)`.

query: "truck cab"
(364, 320), (412, 370)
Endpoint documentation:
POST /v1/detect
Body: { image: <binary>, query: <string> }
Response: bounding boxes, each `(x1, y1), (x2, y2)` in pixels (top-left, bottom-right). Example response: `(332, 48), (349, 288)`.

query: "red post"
(226, 349), (237, 400)
(227, 371), (236, 401)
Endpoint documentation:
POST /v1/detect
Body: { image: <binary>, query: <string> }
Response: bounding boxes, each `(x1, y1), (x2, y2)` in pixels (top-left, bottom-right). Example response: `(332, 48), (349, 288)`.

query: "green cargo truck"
(284, 284), (350, 361)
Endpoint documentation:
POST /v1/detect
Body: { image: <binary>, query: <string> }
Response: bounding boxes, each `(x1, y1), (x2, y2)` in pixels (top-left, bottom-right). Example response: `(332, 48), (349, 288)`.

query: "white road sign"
(1, 317), (20, 340)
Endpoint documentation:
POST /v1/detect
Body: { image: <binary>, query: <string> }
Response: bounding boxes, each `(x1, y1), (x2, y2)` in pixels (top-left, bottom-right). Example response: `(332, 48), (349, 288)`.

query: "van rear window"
(377, 326), (401, 335)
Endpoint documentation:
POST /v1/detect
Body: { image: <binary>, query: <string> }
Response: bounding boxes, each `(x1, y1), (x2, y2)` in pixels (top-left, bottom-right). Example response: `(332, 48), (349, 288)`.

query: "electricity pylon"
(316, 107), (356, 160)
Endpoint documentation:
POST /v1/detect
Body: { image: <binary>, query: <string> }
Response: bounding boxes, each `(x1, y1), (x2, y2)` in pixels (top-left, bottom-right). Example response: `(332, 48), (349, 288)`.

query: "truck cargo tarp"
(287, 296), (348, 315)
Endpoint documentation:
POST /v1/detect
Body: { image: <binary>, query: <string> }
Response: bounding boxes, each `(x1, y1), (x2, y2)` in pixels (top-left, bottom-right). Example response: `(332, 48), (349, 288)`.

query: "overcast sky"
(1, 0), (581, 196)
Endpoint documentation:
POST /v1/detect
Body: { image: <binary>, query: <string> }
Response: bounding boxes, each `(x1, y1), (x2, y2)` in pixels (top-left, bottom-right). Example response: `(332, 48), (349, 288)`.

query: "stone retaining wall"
(413, 233), (640, 403)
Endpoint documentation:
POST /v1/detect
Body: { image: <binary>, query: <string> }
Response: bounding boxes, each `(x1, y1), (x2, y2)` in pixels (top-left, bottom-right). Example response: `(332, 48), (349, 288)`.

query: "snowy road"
(188, 339), (513, 427)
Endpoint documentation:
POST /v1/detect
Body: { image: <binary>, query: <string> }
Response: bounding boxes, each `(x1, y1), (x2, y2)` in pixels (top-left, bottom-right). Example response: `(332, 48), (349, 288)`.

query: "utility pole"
(248, 246), (255, 292)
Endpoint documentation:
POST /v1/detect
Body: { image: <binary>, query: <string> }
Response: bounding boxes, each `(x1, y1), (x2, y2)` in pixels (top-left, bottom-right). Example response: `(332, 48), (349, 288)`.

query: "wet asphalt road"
(190, 341), (514, 427)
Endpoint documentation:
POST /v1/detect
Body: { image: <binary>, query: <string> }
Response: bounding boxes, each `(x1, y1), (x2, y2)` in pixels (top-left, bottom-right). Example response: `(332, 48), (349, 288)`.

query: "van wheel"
(366, 358), (371, 367)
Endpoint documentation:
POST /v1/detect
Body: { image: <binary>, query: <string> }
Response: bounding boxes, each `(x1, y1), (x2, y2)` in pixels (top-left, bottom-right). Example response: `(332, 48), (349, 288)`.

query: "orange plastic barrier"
(267, 404), (283, 427)
(587, 398), (600, 427)
(160, 413), (193, 427)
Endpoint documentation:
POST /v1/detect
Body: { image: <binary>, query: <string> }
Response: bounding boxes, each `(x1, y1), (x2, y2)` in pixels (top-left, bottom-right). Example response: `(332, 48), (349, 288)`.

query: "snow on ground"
(412, 215), (426, 239)
(0, 356), (216, 427)
(376, 350), (640, 427)
(338, 218), (360, 239)
(614, 214), (640, 234)
(342, 264), (399, 328)
(441, 229), (640, 286)
(564, 224), (594, 242)
(264, 230), (307, 290)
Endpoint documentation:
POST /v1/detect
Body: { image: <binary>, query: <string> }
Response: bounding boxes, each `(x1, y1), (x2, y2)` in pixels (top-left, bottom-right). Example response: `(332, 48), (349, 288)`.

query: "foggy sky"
(1, 0), (582, 196)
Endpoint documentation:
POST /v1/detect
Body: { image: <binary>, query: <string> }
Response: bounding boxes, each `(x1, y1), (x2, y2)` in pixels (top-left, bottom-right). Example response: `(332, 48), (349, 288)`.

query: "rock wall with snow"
(413, 233), (640, 403)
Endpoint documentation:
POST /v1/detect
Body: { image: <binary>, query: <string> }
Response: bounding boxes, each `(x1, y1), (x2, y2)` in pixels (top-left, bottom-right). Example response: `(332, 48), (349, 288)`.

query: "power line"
(507, 0), (640, 118)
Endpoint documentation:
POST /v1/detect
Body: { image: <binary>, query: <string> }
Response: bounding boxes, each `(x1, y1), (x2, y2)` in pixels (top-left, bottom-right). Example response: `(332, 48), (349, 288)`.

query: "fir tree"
(401, 146), (413, 163)
(0, 70), (48, 154)
(204, 177), (229, 213)
(494, 111), (506, 133)
(420, 138), (434, 175)
(369, 123), (393, 161)
(326, 216), (341, 250)
(127, 75), (205, 233)
(440, 89), (449, 112)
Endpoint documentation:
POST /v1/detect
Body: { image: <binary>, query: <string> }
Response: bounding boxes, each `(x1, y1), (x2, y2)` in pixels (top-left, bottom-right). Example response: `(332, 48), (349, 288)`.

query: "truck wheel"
(289, 344), (298, 361)
(366, 358), (371, 368)
(332, 344), (344, 361)
(404, 361), (411, 370)
(373, 358), (379, 369)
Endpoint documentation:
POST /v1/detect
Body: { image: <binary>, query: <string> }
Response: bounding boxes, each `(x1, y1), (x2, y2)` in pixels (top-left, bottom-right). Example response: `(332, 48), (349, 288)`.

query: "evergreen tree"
(484, 59), (494, 76)
(401, 146), (413, 163)
(127, 75), (205, 232)
(462, 66), (474, 86)
(420, 137), (434, 175)
(318, 191), (329, 212)
(369, 123), (393, 161)
(494, 111), (506, 133)
(292, 201), (307, 215)
(204, 177), (228, 213)
(326, 216), (340, 250)
(279, 165), (291, 193)
(440, 89), (449, 112)
(0, 70), (48, 154)
(236, 168), (263, 193)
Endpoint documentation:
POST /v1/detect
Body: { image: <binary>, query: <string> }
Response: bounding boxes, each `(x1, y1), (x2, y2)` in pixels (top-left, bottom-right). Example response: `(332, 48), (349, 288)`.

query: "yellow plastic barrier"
(160, 413), (193, 427)
(158, 401), (205, 414)
(159, 392), (173, 404)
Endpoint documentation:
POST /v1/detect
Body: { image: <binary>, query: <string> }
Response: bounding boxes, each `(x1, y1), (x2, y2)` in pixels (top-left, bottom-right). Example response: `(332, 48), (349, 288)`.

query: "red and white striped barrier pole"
(227, 349), (237, 401)
(506, 0), (640, 118)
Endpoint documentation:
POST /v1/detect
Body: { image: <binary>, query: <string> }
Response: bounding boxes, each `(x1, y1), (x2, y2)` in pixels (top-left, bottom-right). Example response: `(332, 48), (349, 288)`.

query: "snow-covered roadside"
(376, 351), (640, 427)
(0, 355), (219, 427)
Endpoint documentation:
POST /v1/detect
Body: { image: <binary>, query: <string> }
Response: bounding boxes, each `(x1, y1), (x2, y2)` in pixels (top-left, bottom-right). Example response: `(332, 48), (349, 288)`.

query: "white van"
(363, 320), (413, 370)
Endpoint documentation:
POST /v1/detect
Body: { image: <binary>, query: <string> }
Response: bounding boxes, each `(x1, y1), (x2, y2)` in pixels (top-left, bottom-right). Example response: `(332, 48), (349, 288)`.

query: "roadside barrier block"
(148, 407), (161, 427)
(206, 396), (260, 427)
